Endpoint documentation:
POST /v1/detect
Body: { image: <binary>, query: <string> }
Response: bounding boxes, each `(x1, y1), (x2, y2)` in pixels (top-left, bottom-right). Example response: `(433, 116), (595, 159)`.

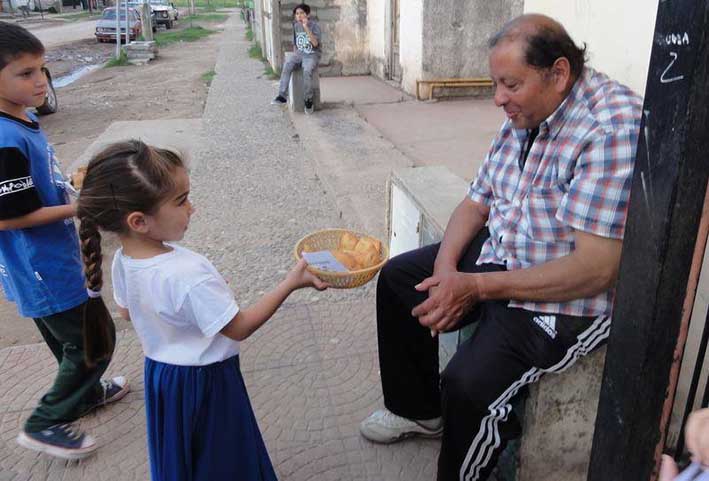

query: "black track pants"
(376, 231), (609, 481)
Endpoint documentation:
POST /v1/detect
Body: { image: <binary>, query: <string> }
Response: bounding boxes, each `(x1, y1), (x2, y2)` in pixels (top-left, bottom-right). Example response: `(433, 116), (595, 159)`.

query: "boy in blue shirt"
(271, 3), (322, 114)
(0, 22), (129, 460)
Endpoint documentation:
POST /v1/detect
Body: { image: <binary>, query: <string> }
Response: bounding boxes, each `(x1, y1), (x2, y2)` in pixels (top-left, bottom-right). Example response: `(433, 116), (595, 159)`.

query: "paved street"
(25, 20), (98, 48)
(0, 15), (441, 481)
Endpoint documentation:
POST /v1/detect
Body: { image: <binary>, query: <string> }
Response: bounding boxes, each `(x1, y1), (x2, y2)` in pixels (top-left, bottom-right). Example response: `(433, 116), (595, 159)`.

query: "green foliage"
(245, 26), (254, 41)
(154, 26), (215, 46)
(248, 41), (262, 59)
(56, 11), (93, 22)
(263, 65), (279, 80)
(201, 69), (216, 85)
(104, 50), (130, 68)
(172, 0), (239, 7)
(183, 13), (228, 22)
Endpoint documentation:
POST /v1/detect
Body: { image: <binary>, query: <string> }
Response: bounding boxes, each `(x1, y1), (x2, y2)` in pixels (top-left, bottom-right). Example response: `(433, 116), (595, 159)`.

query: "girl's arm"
(220, 260), (326, 341)
(0, 204), (76, 231)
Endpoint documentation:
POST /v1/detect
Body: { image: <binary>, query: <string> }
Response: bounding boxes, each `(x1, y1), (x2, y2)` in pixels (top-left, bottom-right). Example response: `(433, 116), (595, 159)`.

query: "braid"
(79, 215), (103, 292)
(78, 213), (115, 367)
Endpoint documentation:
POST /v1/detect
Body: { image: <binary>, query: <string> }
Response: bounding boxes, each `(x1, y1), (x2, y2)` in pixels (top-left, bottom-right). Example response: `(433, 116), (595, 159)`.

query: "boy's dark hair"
(0, 21), (45, 71)
(77, 140), (185, 366)
(489, 16), (587, 78)
(293, 3), (310, 16)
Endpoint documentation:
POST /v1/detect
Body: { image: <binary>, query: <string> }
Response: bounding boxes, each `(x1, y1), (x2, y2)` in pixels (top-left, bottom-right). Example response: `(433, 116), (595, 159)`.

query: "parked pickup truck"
(128, 0), (179, 29)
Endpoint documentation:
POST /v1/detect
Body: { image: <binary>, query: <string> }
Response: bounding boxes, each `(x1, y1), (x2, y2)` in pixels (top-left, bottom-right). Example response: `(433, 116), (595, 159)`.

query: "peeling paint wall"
(367, 0), (522, 95)
(278, 0), (369, 76)
(367, 0), (387, 78)
(422, 0), (523, 80)
(398, 0), (423, 94)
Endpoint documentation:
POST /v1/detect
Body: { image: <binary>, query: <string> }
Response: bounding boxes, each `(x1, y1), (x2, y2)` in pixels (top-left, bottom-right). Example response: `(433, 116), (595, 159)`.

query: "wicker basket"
(294, 229), (390, 289)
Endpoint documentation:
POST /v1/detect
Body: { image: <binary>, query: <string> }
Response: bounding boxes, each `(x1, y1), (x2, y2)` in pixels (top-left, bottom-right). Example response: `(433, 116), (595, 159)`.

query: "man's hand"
(686, 409), (709, 466)
(658, 455), (678, 481)
(411, 271), (481, 333)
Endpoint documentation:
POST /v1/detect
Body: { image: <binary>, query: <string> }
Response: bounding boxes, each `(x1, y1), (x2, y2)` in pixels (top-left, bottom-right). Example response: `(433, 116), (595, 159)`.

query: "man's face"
(0, 53), (48, 112)
(489, 41), (563, 130)
(295, 8), (308, 23)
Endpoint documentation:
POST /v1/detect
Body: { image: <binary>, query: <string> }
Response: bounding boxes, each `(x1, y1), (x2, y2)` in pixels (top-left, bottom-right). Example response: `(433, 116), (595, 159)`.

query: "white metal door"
(390, 184), (421, 257)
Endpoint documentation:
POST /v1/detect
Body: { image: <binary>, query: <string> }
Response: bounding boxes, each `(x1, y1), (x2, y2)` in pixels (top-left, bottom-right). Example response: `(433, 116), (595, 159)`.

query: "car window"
(102, 10), (130, 19)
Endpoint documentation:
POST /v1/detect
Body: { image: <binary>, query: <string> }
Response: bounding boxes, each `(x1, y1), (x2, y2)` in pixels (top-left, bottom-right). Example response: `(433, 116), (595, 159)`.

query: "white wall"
(330, 0), (369, 75)
(399, 0), (424, 94)
(524, 0), (658, 96)
(367, 0), (388, 78)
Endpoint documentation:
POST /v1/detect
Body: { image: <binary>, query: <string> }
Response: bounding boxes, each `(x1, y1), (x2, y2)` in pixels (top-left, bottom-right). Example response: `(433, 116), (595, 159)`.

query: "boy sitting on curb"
(271, 3), (321, 115)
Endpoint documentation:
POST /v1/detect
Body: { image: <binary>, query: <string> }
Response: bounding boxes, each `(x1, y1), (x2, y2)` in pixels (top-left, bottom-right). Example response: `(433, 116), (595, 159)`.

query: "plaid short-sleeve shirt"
(468, 67), (642, 317)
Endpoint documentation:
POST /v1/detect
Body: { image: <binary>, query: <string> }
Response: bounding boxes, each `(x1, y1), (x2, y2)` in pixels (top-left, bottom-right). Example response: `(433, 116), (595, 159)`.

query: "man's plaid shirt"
(468, 67), (642, 317)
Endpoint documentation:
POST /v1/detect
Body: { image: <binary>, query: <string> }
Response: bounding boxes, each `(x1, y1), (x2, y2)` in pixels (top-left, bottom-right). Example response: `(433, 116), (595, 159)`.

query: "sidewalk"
(0, 14), (504, 481)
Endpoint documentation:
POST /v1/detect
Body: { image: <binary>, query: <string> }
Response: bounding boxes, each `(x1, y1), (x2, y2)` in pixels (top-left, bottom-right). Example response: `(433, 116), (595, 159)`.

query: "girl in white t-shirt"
(76, 140), (327, 481)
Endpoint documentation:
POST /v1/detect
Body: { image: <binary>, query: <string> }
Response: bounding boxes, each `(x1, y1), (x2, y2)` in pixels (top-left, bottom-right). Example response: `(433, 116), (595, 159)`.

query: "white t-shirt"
(111, 244), (240, 366)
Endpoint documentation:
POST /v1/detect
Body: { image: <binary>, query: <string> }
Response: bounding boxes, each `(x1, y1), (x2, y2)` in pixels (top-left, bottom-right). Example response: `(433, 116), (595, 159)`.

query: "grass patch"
(154, 26), (214, 46)
(104, 50), (130, 68)
(56, 11), (94, 22)
(183, 13), (228, 22)
(173, 0), (240, 8)
(248, 41), (262, 59)
(263, 65), (279, 80)
(201, 69), (216, 85)
(245, 26), (253, 41)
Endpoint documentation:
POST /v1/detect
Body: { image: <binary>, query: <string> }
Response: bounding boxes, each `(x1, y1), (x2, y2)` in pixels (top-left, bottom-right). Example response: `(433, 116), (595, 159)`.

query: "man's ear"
(551, 57), (572, 93)
(126, 211), (149, 234)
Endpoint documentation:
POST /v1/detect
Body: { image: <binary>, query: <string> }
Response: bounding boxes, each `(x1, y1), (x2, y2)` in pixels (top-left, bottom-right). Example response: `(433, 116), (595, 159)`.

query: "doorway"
(388, 0), (401, 82)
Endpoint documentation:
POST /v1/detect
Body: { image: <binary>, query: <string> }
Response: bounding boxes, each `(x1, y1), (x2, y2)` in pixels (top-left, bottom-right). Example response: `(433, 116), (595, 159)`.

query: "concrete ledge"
(69, 118), (203, 173)
(125, 41), (158, 64)
(286, 52), (321, 113)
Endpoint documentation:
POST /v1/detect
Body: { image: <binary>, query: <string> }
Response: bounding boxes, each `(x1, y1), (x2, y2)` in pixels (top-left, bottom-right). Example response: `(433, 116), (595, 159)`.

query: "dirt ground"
(42, 20), (223, 168)
(0, 19), (226, 348)
(45, 37), (115, 78)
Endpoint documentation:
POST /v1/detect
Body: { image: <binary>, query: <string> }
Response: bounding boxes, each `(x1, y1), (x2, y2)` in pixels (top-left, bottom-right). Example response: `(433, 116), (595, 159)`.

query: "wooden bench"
(416, 77), (494, 101)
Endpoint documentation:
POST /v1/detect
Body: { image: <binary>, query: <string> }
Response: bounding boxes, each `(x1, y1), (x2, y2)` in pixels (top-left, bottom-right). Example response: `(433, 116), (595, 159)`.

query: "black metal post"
(587, 1), (709, 481)
(676, 308), (709, 458)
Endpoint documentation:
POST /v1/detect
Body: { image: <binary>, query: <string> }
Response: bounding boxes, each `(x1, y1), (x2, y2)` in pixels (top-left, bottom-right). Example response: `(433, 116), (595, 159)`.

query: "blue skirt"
(144, 355), (278, 481)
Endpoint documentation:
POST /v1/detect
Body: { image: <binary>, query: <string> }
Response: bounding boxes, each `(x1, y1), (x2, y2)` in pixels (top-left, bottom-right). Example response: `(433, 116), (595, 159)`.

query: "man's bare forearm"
(477, 231), (622, 303)
(0, 204), (75, 231)
(434, 197), (489, 274)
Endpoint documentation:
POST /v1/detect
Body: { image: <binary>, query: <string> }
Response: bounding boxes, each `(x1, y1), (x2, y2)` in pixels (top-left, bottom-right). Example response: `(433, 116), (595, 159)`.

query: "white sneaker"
(359, 408), (442, 443)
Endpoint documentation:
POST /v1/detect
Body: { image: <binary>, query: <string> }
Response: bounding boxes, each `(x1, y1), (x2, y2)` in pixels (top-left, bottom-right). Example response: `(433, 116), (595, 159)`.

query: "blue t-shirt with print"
(0, 112), (87, 318)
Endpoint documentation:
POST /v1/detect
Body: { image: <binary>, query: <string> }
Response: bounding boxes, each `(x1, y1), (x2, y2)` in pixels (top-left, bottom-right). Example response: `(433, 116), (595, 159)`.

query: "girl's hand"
(286, 259), (329, 291)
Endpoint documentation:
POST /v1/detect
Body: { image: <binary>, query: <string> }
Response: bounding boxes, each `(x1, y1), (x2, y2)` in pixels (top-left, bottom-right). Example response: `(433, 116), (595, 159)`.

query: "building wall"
(421, 0), (523, 81)
(252, 0), (264, 59)
(278, 0), (368, 76)
(252, 0), (281, 76)
(398, 0), (423, 94)
(524, 0), (658, 95)
(366, 0), (387, 78)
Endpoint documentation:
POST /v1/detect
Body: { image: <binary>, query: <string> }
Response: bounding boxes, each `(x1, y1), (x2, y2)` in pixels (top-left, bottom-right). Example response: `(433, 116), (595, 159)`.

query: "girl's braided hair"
(77, 140), (184, 366)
